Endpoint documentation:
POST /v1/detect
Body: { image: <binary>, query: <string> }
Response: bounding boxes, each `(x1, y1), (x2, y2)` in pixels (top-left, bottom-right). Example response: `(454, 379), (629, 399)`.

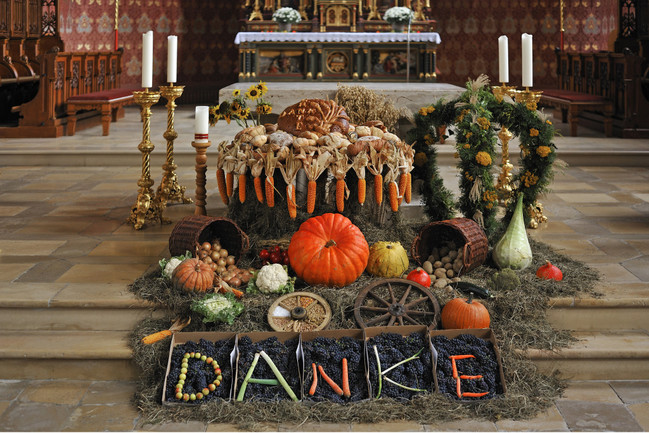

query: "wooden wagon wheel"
(267, 291), (332, 332)
(354, 278), (441, 329)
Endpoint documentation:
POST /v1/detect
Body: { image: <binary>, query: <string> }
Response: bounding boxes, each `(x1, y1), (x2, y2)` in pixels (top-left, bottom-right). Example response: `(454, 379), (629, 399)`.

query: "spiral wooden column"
(192, 140), (211, 215)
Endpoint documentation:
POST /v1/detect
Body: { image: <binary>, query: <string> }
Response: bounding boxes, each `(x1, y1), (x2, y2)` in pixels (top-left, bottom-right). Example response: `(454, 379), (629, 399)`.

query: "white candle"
(141, 30), (153, 89)
(194, 106), (209, 142)
(167, 35), (177, 83)
(522, 33), (533, 88)
(498, 35), (509, 83)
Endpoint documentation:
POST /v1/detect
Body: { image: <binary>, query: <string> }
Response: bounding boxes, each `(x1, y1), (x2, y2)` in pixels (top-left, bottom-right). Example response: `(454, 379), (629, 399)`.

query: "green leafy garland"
(410, 75), (557, 233)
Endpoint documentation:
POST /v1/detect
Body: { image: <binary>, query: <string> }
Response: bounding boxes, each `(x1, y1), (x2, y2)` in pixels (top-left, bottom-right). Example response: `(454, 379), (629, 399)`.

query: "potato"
(433, 260), (443, 269)
(448, 250), (458, 260)
(441, 256), (451, 264)
(451, 277), (461, 283)
(453, 260), (463, 273)
(434, 268), (447, 279)
(433, 278), (448, 289)
(439, 246), (449, 257)
(423, 261), (433, 274)
(444, 263), (453, 270)
(446, 269), (455, 278)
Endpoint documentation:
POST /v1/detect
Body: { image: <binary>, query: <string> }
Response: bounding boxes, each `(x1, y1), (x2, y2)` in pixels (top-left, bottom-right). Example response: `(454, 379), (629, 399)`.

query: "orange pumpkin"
(288, 213), (369, 287)
(172, 258), (214, 293)
(441, 294), (490, 329)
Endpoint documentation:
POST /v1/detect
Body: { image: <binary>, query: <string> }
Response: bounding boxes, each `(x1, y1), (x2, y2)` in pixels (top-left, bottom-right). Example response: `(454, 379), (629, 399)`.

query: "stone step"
(0, 330), (140, 381)
(547, 297), (649, 332)
(527, 330), (649, 380)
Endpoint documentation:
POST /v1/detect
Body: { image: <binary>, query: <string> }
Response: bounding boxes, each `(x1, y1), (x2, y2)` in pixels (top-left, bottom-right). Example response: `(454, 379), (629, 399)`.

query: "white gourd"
(492, 194), (533, 270)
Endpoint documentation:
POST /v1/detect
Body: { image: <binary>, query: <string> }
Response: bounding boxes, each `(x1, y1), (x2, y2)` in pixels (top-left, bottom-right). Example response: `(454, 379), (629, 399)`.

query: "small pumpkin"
(441, 293), (490, 329)
(366, 241), (409, 278)
(288, 213), (369, 287)
(536, 260), (563, 281)
(172, 257), (214, 293)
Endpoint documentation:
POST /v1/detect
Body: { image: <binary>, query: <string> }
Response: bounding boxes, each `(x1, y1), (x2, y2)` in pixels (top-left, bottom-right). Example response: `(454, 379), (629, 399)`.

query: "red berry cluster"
(259, 245), (290, 266)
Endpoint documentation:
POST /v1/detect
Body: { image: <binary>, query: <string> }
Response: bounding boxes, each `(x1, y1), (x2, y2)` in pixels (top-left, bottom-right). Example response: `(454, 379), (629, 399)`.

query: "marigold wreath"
(408, 75), (557, 234)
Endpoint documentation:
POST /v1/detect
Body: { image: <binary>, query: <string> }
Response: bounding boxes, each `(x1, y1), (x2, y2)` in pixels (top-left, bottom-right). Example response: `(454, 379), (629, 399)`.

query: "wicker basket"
(411, 218), (488, 276)
(168, 215), (250, 262)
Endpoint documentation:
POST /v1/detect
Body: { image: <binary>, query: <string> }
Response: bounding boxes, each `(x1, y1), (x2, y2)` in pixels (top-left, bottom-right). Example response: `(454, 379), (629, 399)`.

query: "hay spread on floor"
(128, 218), (599, 429)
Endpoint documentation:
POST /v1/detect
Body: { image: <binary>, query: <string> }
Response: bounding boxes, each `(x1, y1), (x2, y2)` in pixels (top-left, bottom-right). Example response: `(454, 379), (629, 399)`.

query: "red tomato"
(282, 256), (290, 266)
(259, 249), (270, 260)
(272, 245), (282, 254)
(406, 268), (431, 288)
(269, 251), (282, 264)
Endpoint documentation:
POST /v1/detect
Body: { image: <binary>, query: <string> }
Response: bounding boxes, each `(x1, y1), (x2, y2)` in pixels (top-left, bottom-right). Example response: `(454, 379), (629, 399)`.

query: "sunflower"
(255, 81), (268, 96)
(232, 89), (241, 97)
(256, 103), (272, 115)
(246, 86), (261, 100)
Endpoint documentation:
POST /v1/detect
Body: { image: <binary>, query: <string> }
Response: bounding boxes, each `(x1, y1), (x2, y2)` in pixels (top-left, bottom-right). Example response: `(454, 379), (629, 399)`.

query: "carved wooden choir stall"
(0, 0), (129, 138)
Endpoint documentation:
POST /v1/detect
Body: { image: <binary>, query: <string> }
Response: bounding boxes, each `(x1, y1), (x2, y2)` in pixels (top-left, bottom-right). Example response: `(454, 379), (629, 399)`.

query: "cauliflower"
(489, 268), (521, 291)
(162, 258), (183, 279)
(159, 251), (193, 279)
(254, 263), (295, 294)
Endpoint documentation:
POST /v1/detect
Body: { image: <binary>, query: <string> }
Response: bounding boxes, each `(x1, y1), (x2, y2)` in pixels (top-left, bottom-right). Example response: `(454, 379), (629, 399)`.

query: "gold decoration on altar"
(514, 88), (543, 111)
(127, 89), (165, 230)
(492, 84), (517, 206)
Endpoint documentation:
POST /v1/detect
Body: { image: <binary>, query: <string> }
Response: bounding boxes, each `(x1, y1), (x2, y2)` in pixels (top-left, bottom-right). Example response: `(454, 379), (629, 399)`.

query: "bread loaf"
(278, 99), (350, 137)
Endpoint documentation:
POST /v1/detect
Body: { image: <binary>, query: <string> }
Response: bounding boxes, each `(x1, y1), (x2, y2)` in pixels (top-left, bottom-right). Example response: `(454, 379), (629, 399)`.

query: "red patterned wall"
(432, 0), (618, 88)
(58, 0), (243, 103)
(58, 0), (617, 98)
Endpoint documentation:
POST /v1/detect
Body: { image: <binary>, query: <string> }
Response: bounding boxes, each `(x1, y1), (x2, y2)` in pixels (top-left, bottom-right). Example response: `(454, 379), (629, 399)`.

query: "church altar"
(235, 31), (440, 83)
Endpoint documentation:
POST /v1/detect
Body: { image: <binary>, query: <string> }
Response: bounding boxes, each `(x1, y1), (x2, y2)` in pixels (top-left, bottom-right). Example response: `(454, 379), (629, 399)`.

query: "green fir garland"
(410, 75), (557, 233)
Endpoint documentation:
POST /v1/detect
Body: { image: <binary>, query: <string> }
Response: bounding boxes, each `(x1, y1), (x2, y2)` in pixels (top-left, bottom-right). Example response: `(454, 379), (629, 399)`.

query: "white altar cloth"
(234, 32), (441, 45)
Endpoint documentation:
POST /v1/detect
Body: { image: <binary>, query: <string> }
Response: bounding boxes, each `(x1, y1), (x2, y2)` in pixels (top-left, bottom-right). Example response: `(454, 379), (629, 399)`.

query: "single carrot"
(254, 177), (264, 203)
(265, 176), (275, 207)
(404, 172), (412, 203)
(317, 365), (343, 396)
(336, 179), (345, 212)
(358, 178), (366, 204)
(238, 174), (246, 203)
(398, 173), (407, 205)
(308, 363), (318, 396)
(218, 285), (244, 299)
(462, 391), (489, 398)
(216, 168), (229, 205)
(341, 358), (350, 398)
(226, 171), (234, 197)
(456, 377), (462, 399)
(141, 329), (172, 344)
(374, 174), (383, 205)
(460, 375), (483, 380)
(307, 179), (317, 213)
(388, 181), (399, 212)
(286, 184), (297, 219)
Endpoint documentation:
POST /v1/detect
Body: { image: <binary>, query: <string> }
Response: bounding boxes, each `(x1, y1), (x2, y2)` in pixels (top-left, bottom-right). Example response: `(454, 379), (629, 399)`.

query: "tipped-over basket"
(411, 218), (488, 276)
(169, 215), (250, 262)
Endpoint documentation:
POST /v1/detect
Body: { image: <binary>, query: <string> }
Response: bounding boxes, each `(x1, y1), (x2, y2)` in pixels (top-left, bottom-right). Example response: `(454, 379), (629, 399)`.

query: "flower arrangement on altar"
(383, 6), (415, 24)
(272, 7), (302, 24)
(209, 82), (272, 128)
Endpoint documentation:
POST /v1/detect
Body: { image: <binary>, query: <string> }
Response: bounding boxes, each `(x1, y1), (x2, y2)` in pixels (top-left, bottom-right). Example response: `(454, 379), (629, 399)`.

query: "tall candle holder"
(514, 86), (547, 228)
(192, 138), (211, 216)
(514, 87), (543, 111)
(127, 88), (163, 230)
(156, 84), (192, 210)
(492, 84), (517, 206)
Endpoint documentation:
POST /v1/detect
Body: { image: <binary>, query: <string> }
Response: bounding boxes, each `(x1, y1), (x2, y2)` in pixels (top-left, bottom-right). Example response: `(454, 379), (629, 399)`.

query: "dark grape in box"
(236, 336), (300, 402)
(367, 332), (434, 400)
(432, 333), (503, 400)
(165, 338), (233, 403)
(302, 336), (368, 403)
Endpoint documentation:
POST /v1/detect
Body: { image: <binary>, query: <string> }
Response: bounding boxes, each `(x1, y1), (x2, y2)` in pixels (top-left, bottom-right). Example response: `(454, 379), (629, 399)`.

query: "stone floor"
(0, 105), (649, 431)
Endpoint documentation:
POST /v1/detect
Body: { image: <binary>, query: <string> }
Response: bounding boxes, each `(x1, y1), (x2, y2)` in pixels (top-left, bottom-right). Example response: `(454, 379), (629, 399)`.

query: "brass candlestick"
(192, 139), (211, 216)
(514, 86), (547, 228)
(127, 88), (163, 230)
(492, 84), (517, 206)
(156, 84), (192, 210)
(514, 87), (543, 111)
